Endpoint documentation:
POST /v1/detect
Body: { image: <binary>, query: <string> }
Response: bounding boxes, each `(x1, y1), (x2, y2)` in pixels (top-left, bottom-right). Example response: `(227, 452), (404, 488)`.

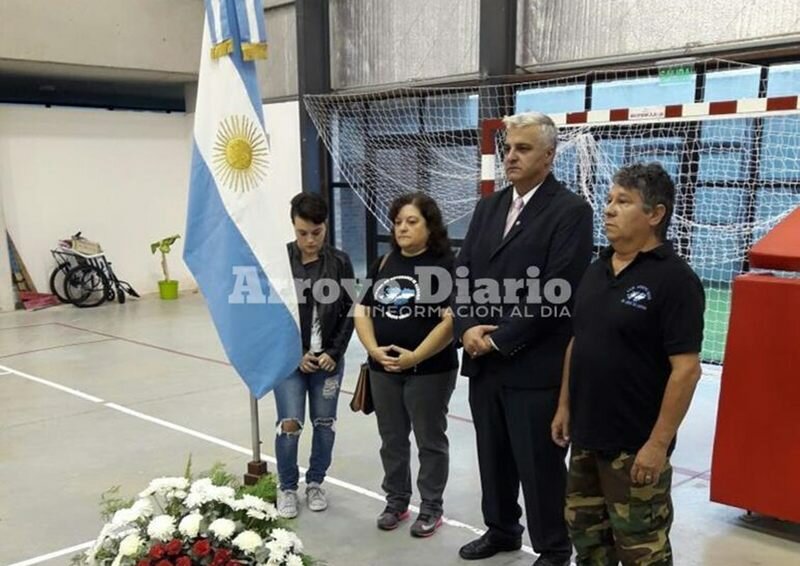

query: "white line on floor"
(3, 363), (536, 558)
(8, 541), (93, 566)
(0, 364), (104, 403)
(105, 402), (262, 459)
(103, 403), (501, 543)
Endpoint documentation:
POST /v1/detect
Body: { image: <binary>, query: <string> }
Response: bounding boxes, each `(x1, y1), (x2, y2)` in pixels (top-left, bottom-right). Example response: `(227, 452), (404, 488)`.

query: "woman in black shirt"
(355, 192), (458, 538)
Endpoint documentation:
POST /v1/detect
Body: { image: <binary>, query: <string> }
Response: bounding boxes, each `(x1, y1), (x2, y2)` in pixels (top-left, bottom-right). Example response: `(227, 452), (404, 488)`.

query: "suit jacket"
(453, 173), (593, 388)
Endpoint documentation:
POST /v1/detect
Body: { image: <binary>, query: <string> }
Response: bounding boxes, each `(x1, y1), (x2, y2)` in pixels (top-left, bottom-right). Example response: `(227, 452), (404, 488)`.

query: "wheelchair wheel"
(118, 280), (140, 298)
(63, 265), (109, 308)
(48, 264), (72, 303)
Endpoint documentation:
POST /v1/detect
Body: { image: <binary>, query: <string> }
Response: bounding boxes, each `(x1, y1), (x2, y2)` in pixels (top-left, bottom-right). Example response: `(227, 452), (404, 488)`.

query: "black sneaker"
(409, 512), (443, 537)
(376, 506), (410, 530)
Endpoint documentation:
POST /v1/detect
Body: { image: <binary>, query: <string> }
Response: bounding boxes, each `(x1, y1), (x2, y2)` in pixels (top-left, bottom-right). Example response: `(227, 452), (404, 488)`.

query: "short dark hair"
(290, 193), (328, 224)
(613, 162), (675, 240)
(388, 192), (452, 257)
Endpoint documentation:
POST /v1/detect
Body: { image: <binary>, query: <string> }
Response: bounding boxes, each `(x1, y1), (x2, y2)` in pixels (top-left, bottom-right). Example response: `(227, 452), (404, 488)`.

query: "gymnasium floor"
(1, 294), (798, 565)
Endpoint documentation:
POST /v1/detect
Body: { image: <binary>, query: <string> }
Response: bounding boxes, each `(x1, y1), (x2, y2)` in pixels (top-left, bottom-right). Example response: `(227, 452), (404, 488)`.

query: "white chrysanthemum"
(232, 495), (277, 521)
(208, 517), (236, 540)
(118, 533), (143, 556)
(139, 477), (190, 498)
(265, 540), (287, 563)
(245, 508), (263, 519)
(210, 485), (236, 503)
(270, 528), (303, 552)
(138, 486), (155, 498)
(110, 498), (153, 528)
(96, 523), (112, 540)
(157, 476), (189, 490)
(285, 553), (304, 566)
(116, 527), (140, 540)
(147, 514), (176, 542)
(246, 508), (272, 521)
(110, 507), (138, 527)
(184, 478), (212, 507)
(232, 530), (263, 553)
(85, 532), (105, 565)
(185, 479), (235, 508)
(178, 512), (203, 538)
(188, 478), (212, 494)
(184, 492), (204, 508)
(239, 494), (268, 510)
(263, 503), (279, 520)
(132, 498), (154, 518)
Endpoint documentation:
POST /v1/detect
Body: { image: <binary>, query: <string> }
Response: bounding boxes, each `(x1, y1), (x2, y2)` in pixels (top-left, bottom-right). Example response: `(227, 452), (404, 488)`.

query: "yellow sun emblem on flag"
(212, 115), (269, 192)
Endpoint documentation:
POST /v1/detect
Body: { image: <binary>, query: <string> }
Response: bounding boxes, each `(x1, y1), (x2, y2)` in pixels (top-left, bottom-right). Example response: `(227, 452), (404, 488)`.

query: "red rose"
(137, 560), (151, 566)
(192, 539), (211, 557)
(149, 545), (166, 560)
(155, 560), (172, 566)
(176, 557), (192, 566)
(211, 549), (232, 566)
(165, 539), (183, 556)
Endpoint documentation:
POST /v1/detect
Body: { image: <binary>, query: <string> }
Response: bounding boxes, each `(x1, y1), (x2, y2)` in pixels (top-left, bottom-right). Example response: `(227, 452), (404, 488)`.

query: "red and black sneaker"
(376, 506), (411, 531)
(409, 513), (443, 538)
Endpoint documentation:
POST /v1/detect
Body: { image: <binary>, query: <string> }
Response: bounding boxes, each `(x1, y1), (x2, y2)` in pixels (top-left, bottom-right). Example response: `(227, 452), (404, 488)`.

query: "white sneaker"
(306, 482), (328, 512)
(277, 489), (299, 519)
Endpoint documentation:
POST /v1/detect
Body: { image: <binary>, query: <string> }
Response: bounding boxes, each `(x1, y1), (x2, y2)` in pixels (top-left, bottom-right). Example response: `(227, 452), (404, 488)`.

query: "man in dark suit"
(454, 112), (593, 566)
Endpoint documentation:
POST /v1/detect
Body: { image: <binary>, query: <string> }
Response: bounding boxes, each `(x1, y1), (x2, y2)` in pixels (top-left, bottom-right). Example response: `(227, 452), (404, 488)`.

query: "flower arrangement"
(74, 465), (310, 566)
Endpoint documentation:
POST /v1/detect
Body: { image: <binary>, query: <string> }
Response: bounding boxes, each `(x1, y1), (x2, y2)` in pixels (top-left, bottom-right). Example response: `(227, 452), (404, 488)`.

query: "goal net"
(303, 59), (800, 363)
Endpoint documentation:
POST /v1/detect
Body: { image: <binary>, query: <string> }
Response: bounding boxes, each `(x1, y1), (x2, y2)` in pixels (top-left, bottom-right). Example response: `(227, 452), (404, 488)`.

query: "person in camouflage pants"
(551, 163), (705, 565)
(565, 449), (673, 565)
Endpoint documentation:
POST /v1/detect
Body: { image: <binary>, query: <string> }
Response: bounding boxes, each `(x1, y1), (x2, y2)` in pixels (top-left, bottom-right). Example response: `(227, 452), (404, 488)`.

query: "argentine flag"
(184, 0), (301, 398)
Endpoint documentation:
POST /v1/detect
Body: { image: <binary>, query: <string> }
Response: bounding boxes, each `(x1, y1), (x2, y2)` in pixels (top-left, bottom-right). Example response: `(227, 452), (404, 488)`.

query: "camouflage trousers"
(565, 448), (673, 566)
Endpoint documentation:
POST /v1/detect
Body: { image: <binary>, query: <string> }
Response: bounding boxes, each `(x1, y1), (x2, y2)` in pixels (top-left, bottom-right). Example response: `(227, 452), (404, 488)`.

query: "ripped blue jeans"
(273, 362), (344, 491)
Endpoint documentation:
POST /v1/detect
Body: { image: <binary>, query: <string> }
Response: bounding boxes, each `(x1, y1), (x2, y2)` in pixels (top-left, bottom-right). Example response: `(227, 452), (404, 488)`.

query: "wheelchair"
(49, 243), (139, 308)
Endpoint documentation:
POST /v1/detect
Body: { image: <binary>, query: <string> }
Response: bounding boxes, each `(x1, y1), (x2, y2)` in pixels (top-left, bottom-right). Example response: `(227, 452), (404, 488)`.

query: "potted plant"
(151, 235), (181, 300)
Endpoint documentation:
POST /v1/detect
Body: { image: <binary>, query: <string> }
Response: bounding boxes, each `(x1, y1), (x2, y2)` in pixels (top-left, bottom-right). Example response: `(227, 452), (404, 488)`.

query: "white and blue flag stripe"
(185, 0), (300, 398)
(205, 0), (234, 58)
(237, 0), (268, 60)
(237, 0), (267, 45)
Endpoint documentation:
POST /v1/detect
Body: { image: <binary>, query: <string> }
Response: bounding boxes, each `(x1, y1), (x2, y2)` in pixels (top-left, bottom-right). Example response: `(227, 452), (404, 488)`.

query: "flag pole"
(244, 393), (268, 485)
(186, 0), (298, 486)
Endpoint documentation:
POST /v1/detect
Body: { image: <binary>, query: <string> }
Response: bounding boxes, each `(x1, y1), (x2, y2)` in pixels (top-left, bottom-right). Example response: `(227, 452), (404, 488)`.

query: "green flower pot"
(158, 280), (179, 300)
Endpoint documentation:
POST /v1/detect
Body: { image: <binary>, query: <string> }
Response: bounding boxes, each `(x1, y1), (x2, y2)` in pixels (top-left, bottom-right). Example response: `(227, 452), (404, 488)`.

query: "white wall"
(0, 100), (301, 298)
(0, 0), (203, 76)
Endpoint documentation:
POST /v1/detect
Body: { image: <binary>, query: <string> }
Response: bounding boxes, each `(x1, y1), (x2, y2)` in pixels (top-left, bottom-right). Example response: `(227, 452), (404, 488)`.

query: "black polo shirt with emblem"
(569, 241), (705, 455)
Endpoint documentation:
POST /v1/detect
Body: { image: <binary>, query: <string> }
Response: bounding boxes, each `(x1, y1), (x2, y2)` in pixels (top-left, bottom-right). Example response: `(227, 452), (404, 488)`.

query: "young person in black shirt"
(275, 193), (355, 519)
(551, 163), (705, 565)
(355, 192), (458, 538)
